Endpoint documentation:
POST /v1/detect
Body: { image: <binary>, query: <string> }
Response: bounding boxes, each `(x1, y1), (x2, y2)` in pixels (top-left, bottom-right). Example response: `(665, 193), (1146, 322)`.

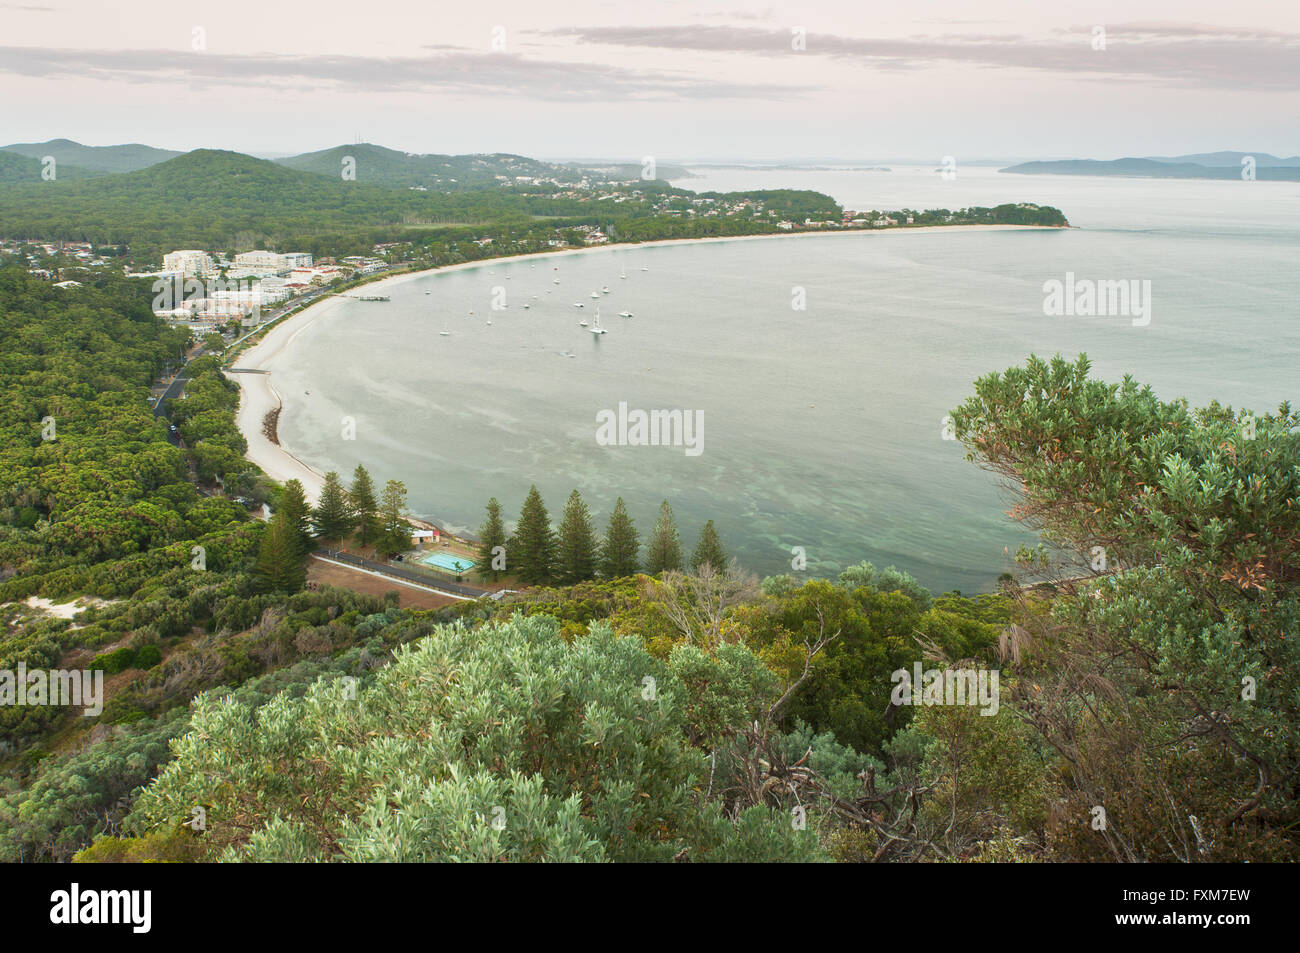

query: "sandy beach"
(226, 224), (1065, 505)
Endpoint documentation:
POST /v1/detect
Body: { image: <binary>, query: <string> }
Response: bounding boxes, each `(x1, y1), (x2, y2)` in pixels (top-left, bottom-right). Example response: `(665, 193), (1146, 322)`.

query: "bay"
(266, 166), (1300, 592)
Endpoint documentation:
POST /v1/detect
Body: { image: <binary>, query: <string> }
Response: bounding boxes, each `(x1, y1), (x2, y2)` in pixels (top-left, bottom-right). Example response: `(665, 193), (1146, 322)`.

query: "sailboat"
(590, 307), (607, 334)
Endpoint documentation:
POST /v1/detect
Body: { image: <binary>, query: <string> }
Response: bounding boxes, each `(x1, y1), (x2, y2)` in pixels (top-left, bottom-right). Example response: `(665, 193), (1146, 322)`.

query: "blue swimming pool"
(418, 551), (476, 573)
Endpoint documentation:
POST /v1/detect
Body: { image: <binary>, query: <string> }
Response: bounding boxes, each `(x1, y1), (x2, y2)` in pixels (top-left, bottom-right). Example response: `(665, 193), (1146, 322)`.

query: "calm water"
(268, 166), (1300, 593)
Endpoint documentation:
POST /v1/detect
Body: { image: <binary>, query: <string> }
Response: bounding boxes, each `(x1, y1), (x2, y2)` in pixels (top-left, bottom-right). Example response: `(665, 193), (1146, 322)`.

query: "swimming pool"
(418, 551), (477, 573)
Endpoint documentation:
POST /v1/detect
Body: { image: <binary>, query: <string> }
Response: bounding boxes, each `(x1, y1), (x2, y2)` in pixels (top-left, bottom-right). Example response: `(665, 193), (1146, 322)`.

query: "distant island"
(1001, 151), (1300, 181)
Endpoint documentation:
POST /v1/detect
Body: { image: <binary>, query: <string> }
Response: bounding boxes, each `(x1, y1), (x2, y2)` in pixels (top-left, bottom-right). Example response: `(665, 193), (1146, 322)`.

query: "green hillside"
(0, 150), (97, 184)
(0, 138), (181, 174)
(0, 149), (540, 264)
(276, 143), (580, 190)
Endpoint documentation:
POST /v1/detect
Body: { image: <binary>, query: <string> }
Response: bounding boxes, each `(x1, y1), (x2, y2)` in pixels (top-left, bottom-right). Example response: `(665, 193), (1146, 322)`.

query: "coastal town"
(0, 196), (1060, 335)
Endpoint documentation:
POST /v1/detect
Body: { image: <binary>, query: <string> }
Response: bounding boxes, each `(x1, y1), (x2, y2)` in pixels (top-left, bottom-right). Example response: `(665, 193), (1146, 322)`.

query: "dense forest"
(0, 264), (1291, 863)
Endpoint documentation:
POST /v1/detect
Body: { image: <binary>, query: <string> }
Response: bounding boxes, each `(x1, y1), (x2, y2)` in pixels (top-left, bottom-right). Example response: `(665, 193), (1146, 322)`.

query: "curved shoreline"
(227, 224), (1066, 507)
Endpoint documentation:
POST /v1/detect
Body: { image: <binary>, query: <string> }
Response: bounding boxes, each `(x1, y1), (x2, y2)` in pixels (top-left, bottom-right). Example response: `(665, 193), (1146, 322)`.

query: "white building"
(256, 275), (289, 299)
(288, 266), (343, 285)
(230, 250), (313, 274)
(162, 250), (217, 277)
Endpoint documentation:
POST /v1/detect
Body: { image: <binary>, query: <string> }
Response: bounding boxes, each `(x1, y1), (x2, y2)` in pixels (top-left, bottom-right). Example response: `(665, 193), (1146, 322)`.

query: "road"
(152, 344), (207, 445)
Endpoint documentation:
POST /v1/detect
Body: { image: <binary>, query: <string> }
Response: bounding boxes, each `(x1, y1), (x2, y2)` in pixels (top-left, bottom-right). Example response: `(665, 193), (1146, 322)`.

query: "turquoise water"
(419, 551), (477, 573)
(268, 167), (1300, 593)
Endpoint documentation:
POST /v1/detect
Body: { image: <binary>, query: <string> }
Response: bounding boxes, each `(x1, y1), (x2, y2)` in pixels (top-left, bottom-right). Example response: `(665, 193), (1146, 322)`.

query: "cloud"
(541, 23), (1300, 90)
(0, 45), (809, 100)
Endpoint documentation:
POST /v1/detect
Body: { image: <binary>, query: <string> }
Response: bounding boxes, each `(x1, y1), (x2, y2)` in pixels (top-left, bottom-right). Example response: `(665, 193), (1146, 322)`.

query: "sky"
(0, 0), (1297, 161)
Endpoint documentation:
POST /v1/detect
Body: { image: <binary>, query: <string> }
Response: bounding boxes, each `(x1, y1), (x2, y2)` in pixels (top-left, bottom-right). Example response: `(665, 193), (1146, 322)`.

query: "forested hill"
(276, 143), (578, 190)
(0, 149), (541, 264)
(0, 150), (97, 184)
(0, 138), (181, 175)
(0, 148), (857, 265)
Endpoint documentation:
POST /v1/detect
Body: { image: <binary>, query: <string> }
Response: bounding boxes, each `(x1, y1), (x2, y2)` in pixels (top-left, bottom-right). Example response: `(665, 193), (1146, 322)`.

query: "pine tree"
(555, 489), (598, 584)
(312, 470), (353, 543)
(349, 464), (379, 546)
(279, 478), (314, 553)
(255, 511), (307, 593)
(645, 500), (682, 574)
(691, 519), (728, 574)
(508, 485), (555, 584)
(476, 497), (507, 582)
(601, 497), (640, 578)
(376, 479), (412, 558)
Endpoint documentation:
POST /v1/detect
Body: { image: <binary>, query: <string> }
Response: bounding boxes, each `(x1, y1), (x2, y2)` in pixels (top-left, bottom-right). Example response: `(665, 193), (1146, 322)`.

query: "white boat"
(439, 329), (451, 336)
(590, 307), (607, 334)
(640, 266), (648, 271)
(601, 286), (611, 294)
(579, 319), (588, 327)
(590, 291), (600, 299)
(574, 302), (584, 308)
(553, 278), (560, 284)
(618, 310), (633, 318)
(522, 303), (530, 310)
(620, 268), (627, 279)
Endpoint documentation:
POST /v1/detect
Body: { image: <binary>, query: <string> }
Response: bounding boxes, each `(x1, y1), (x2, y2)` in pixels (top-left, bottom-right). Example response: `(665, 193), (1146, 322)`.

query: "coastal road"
(153, 344), (207, 445)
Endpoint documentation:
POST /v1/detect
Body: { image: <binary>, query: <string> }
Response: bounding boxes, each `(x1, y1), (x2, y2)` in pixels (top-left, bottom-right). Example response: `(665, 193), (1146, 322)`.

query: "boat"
(590, 307), (607, 334)
(579, 319), (588, 327)
(522, 303), (530, 310)
(553, 278), (560, 284)
(590, 291), (600, 298)
(620, 267), (627, 279)
(618, 310), (633, 318)
(574, 302), (584, 308)
(640, 266), (648, 271)
(439, 329), (451, 336)
(601, 286), (611, 294)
